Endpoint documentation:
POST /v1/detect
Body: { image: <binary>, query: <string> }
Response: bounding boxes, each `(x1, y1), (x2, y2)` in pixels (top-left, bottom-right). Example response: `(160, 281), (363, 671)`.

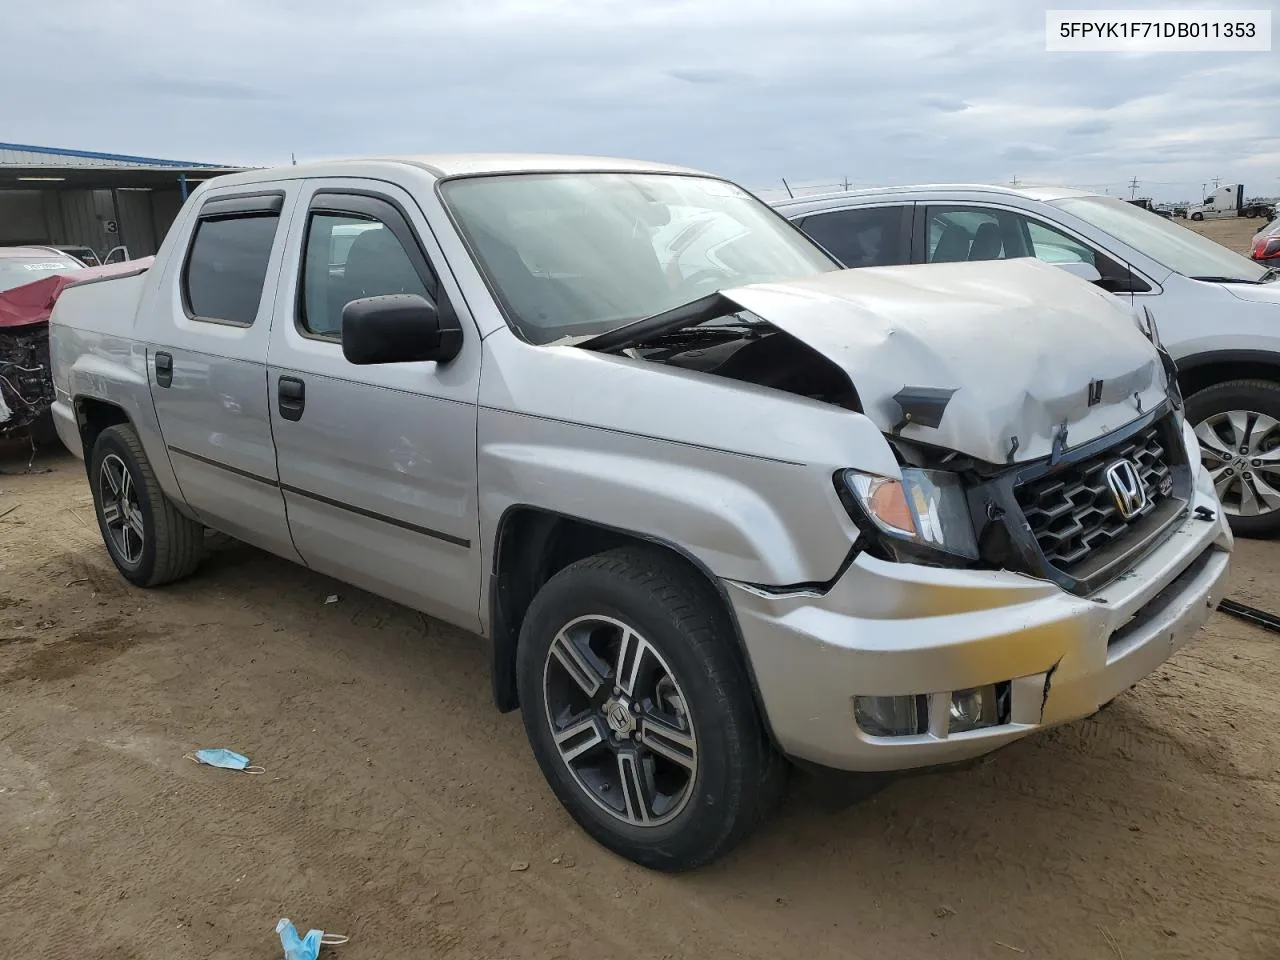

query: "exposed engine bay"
(617, 313), (862, 413)
(0, 323), (53, 437)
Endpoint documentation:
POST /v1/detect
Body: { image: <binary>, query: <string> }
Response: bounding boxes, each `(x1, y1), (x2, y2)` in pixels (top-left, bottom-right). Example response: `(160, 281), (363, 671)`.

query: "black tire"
(1190, 212), (1204, 221)
(516, 546), (786, 872)
(88, 424), (204, 586)
(1184, 379), (1280, 538)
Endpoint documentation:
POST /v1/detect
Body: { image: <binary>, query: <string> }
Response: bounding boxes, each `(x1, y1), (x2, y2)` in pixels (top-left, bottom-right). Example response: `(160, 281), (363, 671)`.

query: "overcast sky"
(5, 0), (1277, 200)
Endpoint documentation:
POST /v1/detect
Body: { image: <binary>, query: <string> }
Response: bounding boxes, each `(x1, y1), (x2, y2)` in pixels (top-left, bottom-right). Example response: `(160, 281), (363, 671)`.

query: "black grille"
(1015, 424), (1174, 573)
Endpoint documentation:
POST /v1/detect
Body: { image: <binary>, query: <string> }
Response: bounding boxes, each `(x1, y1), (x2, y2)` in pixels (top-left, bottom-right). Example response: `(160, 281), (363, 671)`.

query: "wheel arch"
(74, 395), (132, 459)
(487, 504), (778, 744)
(1177, 351), (1280, 400)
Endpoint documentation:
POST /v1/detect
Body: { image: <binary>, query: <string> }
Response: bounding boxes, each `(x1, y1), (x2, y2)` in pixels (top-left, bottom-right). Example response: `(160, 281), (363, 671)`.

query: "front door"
(146, 187), (302, 561)
(264, 178), (483, 630)
(916, 203), (1150, 304)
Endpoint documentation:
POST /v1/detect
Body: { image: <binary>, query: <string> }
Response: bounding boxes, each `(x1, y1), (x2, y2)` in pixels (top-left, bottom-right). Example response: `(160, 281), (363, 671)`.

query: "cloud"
(128, 75), (275, 101)
(0, 0), (1274, 201)
(666, 68), (753, 86)
(922, 96), (970, 113)
(1002, 144), (1057, 162)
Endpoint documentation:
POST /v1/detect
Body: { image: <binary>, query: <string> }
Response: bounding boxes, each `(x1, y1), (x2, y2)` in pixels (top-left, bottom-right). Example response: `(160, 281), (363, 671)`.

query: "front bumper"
(727, 448), (1233, 773)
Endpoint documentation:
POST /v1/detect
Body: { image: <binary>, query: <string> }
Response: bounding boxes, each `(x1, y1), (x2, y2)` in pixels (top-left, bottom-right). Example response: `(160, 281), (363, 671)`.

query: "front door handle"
(154, 351), (173, 388)
(278, 376), (305, 422)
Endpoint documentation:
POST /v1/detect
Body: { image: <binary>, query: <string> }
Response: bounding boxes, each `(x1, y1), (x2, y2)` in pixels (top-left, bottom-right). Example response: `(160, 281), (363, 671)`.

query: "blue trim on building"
(0, 141), (232, 169)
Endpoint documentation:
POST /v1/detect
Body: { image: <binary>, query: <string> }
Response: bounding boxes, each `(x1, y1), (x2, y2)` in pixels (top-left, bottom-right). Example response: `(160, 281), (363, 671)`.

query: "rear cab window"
(182, 193), (285, 326)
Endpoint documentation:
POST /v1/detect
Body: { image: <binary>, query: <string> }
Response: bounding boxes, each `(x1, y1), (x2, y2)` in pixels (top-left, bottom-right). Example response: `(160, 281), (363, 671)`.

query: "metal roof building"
(0, 143), (248, 260)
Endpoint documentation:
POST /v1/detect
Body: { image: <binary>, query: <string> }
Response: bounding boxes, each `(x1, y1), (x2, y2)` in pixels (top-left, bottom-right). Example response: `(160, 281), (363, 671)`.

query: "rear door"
(789, 204), (912, 268)
(264, 178), (483, 630)
(146, 188), (302, 561)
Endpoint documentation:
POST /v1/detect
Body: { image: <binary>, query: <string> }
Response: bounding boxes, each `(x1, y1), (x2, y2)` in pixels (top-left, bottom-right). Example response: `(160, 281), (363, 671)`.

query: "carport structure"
(0, 143), (248, 260)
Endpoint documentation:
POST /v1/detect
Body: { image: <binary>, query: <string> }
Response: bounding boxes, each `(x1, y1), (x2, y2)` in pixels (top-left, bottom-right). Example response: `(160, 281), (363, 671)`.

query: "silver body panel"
(47, 156), (1232, 772)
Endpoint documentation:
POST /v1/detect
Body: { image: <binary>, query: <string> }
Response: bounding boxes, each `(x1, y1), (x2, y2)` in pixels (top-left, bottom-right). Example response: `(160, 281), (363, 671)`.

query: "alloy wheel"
(1195, 410), (1280, 517)
(542, 614), (698, 827)
(98, 453), (145, 564)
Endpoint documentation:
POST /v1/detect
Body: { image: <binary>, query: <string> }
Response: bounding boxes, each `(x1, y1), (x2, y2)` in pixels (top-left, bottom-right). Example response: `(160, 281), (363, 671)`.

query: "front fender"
(476, 407), (862, 589)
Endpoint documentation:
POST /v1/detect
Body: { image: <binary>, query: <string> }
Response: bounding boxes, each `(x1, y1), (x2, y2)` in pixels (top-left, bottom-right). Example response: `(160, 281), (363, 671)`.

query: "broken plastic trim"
(579, 292), (735, 352)
(1217, 598), (1280, 635)
(725, 544), (864, 599)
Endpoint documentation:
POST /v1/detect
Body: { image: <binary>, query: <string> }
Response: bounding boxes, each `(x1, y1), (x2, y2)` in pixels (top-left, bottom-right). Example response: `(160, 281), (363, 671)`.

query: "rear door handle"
(154, 351), (173, 388)
(278, 376), (305, 422)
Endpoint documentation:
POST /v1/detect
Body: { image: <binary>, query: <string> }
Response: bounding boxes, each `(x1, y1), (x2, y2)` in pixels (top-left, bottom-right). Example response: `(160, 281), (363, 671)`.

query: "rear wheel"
(1185, 379), (1280, 537)
(517, 546), (785, 871)
(89, 424), (205, 586)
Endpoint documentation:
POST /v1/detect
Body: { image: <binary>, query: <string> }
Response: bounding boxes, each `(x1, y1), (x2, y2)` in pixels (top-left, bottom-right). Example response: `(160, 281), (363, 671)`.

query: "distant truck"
(1187, 184), (1275, 222)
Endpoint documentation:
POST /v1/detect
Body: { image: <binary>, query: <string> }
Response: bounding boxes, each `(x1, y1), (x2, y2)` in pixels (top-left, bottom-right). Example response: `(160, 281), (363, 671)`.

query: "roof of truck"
(207, 153), (709, 187)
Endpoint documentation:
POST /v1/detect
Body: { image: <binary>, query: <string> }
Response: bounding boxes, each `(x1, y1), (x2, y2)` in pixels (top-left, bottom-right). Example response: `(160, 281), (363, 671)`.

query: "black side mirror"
(340, 294), (462, 365)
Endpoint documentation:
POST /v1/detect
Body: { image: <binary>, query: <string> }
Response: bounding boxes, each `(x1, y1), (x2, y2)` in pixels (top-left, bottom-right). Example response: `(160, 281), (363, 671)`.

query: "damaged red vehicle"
(1, 248), (151, 445)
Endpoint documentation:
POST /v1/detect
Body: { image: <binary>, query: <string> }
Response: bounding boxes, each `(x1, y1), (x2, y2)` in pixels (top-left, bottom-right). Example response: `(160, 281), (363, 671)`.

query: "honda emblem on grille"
(1104, 459), (1147, 520)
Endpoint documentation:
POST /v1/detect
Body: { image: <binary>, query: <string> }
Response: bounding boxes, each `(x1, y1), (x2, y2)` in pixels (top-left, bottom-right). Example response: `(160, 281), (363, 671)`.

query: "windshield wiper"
(1190, 275), (1266, 285)
(580, 292), (739, 352)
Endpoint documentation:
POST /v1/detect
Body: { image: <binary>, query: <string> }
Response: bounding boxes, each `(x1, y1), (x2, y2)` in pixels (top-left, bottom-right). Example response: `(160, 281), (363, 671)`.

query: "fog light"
(854, 694), (928, 737)
(949, 685), (1000, 733)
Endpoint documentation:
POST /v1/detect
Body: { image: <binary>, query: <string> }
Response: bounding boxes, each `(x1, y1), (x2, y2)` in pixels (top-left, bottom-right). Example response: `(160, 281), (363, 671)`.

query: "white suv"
(776, 185), (1280, 536)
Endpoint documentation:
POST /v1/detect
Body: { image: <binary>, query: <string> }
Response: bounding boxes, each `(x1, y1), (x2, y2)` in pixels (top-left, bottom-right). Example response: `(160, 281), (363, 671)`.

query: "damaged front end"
(0, 322), (55, 439)
(581, 257), (1194, 594)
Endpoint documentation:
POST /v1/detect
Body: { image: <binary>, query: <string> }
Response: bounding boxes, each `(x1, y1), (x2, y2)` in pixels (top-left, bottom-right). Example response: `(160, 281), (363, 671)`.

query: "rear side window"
(796, 207), (909, 268)
(183, 212), (281, 325)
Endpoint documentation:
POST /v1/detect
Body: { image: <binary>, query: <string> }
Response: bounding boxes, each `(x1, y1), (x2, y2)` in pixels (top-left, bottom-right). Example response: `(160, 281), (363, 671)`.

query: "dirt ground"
(1, 447), (1278, 960)
(1182, 213), (1268, 255)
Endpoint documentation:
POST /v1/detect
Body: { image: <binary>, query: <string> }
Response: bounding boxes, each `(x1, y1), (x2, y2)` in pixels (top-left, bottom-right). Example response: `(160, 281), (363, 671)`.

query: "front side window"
(796, 206), (909, 268)
(183, 213), (280, 325)
(299, 205), (432, 339)
(1025, 220), (1096, 265)
(0, 256), (83, 293)
(926, 207), (1022, 263)
(440, 172), (834, 344)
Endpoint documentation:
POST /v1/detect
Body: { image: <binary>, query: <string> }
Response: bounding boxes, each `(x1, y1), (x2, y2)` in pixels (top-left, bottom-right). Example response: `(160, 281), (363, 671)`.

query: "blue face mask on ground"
(276, 918), (348, 960)
(187, 748), (265, 773)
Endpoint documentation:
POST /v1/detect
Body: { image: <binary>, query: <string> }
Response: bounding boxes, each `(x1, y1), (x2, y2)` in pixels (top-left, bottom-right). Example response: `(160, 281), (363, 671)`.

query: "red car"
(1252, 218), (1280, 264)
(1, 248), (150, 445)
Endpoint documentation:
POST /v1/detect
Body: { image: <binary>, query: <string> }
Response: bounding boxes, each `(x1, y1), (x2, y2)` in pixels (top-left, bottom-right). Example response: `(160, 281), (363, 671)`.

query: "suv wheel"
(1185, 379), (1280, 537)
(89, 424), (205, 586)
(516, 546), (786, 871)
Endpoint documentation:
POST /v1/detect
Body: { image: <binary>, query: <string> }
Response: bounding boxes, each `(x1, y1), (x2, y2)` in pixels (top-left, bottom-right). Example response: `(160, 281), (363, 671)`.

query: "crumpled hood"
(719, 258), (1168, 464)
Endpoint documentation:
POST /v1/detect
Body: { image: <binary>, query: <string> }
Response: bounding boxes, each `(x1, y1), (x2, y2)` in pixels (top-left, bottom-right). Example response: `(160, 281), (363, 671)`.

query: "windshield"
(0, 255), (83, 293)
(439, 172), (835, 343)
(1052, 195), (1269, 283)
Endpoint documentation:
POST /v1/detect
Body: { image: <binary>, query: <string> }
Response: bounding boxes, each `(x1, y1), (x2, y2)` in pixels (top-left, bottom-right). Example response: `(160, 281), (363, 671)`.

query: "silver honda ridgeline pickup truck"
(48, 155), (1232, 871)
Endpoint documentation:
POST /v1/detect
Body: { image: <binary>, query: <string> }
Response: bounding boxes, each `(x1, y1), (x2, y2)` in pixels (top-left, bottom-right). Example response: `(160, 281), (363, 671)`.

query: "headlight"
(840, 467), (979, 560)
